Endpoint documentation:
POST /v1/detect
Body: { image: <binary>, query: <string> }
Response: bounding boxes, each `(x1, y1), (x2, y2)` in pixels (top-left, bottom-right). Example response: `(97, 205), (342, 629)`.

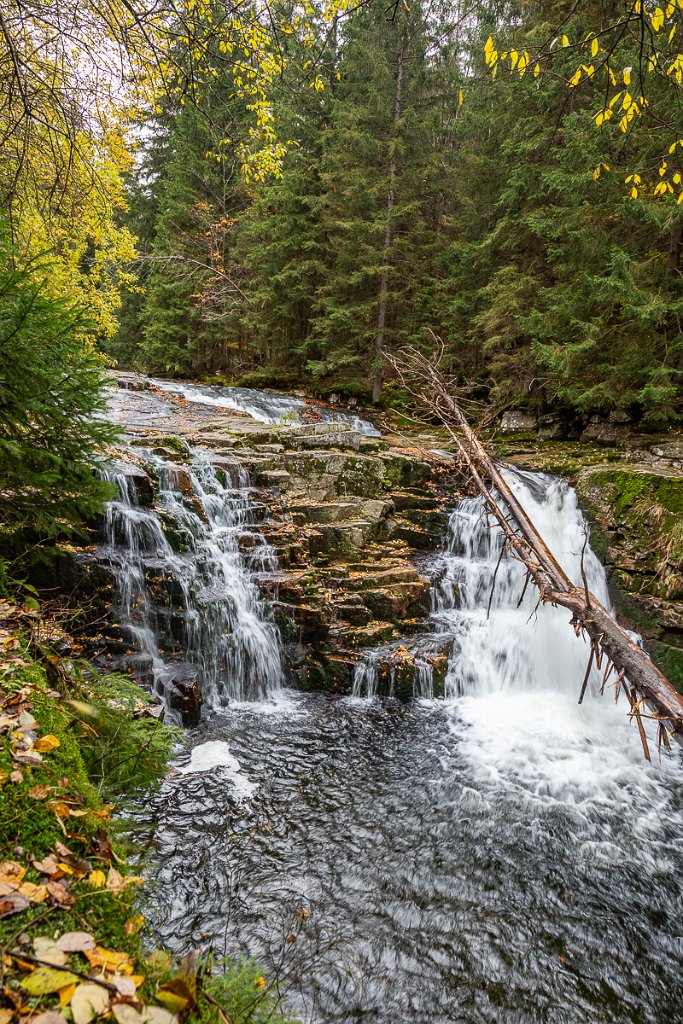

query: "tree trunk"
(666, 224), (682, 275)
(372, 42), (405, 404)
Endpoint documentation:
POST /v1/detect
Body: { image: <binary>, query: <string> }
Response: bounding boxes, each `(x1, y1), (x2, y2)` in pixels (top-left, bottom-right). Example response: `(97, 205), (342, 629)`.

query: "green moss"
(649, 641), (683, 694)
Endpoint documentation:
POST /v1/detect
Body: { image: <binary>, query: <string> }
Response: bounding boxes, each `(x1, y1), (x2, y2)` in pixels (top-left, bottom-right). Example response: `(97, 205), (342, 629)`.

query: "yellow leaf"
(34, 735), (60, 754)
(458, 88), (463, 107)
(59, 982), (77, 1006)
(623, 67), (631, 85)
(591, 37), (599, 57)
(125, 915), (145, 936)
(622, 92), (633, 110)
(85, 946), (134, 974)
(561, 34), (570, 47)
(568, 68), (582, 87)
(156, 989), (189, 1014)
(630, 186), (638, 198)
(21, 966), (75, 995)
(87, 870), (106, 888)
(534, 63), (540, 78)
(19, 881), (48, 903)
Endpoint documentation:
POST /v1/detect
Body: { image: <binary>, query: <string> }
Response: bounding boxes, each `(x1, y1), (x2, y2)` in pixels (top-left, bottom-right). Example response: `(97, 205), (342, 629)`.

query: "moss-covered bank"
(0, 600), (297, 1024)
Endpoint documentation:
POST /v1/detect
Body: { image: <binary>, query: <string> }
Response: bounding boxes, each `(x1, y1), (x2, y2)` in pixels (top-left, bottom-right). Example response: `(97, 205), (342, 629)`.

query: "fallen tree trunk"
(392, 346), (683, 756)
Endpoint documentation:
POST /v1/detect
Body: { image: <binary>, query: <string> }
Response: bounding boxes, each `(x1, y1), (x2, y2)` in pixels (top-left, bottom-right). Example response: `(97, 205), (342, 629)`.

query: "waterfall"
(434, 466), (610, 699)
(100, 451), (283, 712)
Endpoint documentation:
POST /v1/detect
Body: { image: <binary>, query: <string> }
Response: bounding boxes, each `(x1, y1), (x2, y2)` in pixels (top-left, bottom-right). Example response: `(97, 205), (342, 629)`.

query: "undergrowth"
(0, 602), (298, 1024)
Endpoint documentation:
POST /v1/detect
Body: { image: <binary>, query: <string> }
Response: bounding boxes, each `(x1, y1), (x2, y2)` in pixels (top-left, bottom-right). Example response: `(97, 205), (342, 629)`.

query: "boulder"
(500, 410), (537, 434)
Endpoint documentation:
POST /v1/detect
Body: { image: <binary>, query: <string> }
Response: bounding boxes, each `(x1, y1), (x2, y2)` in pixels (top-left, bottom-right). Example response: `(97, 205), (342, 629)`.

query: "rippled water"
(133, 692), (683, 1024)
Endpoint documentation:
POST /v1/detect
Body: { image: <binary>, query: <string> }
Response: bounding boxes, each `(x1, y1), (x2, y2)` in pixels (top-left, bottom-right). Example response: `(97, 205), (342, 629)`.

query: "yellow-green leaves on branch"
(484, 2), (683, 204)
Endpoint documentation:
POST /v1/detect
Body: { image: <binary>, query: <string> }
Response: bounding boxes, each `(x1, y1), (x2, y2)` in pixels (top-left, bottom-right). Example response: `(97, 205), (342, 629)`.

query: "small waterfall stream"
(101, 450), (283, 710)
(125, 458), (683, 1024)
(435, 466), (610, 699)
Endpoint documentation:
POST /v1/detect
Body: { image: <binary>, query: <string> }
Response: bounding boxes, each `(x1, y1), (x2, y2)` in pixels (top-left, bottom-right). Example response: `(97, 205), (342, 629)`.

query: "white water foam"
(177, 740), (259, 800)
(436, 466), (683, 829)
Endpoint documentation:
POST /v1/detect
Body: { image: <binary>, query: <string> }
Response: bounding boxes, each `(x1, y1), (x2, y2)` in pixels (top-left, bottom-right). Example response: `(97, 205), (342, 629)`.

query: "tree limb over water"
(391, 341), (683, 758)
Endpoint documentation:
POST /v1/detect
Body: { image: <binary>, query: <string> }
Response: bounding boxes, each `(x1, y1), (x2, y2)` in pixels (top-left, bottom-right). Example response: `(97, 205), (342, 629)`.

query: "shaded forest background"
(109, 0), (683, 426)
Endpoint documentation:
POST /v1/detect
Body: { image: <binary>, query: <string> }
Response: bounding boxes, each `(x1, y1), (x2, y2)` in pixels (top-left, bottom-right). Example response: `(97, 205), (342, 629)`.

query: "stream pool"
(131, 689), (683, 1024)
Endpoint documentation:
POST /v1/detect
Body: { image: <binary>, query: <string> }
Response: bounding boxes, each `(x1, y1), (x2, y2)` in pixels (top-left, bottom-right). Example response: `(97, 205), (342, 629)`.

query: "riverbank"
(0, 598), (297, 1024)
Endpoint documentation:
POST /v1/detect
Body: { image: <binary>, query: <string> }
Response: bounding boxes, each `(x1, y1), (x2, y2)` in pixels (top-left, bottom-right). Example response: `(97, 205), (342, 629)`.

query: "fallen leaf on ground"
(112, 974), (137, 997)
(70, 983), (110, 1024)
(112, 1006), (144, 1024)
(0, 861), (26, 885)
(125, 915), (144, 936)
(0, 892), (29, 918)
(55, 843), (91, 876)
(59, 982), (77, 1007)
(34, 936), (68, 965)
(56, 931), (96, 953)
(33, 854), (61, 876)
(87, 870), (106, 888)
(20, 966), (76, 995)
(29, 785), (52, 800)
(106, 868), (143, 892)
(34, 735), (61, 753)
(32, 1013), (69, 1024)
(143, 1007), (178, 1024)
(86, 946), (134, 974)
(13, 751), (43, 767)
(19, 881), (48, 902)
(46, 880), (73, 905)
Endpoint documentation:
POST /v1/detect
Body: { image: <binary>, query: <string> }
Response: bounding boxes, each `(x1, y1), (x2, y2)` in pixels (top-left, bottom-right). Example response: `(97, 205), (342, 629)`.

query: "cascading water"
(148, 377), (381, 436)
(434, 466), (610, 699)
(100, 450), (283, 711)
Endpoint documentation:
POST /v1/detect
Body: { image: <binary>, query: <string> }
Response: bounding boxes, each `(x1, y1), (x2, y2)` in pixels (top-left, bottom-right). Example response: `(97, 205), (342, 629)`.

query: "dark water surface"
(131, 691), (683, 1024)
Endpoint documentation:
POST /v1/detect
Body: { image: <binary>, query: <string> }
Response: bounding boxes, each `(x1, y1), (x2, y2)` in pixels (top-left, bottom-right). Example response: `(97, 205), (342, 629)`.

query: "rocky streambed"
(54, 374), (683, 717)
(61, 374), (465, 719)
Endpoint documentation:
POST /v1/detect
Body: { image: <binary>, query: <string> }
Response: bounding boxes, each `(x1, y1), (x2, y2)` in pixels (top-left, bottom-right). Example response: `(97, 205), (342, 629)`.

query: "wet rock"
(347, 621), (399, 646)
(500, 410), (537, 434)
(362, 580), (430, 621)
(114, 371), (150, 392)
(136, 434), (192, 463)
(577, 463), (683, 688)
(166, 664), (202, 726)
